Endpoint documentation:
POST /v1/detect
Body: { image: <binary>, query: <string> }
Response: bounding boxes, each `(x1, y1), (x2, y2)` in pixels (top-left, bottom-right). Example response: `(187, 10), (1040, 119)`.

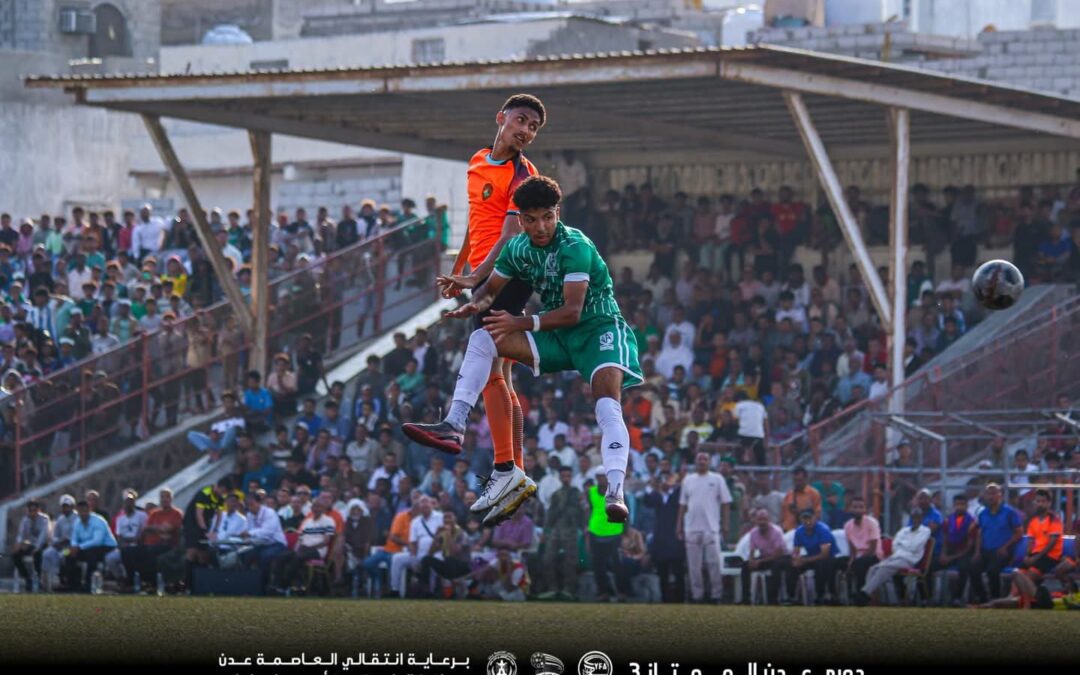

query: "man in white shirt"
(668, 305), (696, 350)
(241, 490), (287, 586)
(835, 338), (865, 379)
(536, 455), (565, 509)
(346, 423), (381, 478)
(935, 263), (972, 299)
(66, 252), (93, 293)
(273, 499), (335, 591)
(390, 496), (442, 594)
(105, 489), (148, 581)
(1011, 449), (1039, 497)
(547, 434), (577, 473)
(855, 506), (931, 604)
(677, 451), (733, 603)
(775, 291), (808, 333)
(733, 391), (769, 465)
(208, 492), (248, 544)
(536, 411), (569, 452)
(131, 205), (168, 261)
(215, 229), (243, 270)
(368, 452), (404, 495)
(868, 365), (889, 401)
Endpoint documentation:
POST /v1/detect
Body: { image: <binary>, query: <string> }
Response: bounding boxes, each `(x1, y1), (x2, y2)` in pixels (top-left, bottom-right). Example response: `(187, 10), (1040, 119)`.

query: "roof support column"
(248, 130), (272, 375)
(887, 108), (910, 421)
(141, 115), (254, 335)
(782, 91), (892, 327)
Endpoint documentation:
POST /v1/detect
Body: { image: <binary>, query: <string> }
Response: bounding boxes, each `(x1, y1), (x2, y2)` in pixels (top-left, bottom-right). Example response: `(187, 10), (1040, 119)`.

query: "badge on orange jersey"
(482, 183), (494, 200)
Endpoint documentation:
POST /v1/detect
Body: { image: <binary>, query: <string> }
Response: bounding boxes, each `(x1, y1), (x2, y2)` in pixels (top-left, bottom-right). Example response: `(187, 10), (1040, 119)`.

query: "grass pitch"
(2, 594), (1076, 667)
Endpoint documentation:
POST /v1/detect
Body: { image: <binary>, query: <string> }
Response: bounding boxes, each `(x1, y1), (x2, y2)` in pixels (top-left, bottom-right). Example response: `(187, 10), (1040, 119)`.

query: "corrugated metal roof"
(24, 44), (1080, 162)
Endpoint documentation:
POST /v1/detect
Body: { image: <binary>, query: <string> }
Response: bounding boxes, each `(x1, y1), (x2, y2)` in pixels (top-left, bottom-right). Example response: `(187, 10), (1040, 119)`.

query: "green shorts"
(524, 316), (643, 388)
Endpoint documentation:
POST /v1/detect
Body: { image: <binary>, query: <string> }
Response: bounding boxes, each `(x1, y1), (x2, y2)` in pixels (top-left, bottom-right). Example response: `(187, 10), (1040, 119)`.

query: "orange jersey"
(1027, 512), (1064, 560)
(466, 148), (537, 270)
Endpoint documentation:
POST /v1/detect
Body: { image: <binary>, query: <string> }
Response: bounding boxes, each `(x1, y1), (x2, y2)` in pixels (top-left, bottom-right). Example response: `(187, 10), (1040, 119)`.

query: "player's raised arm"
(438, 213), (520, 297)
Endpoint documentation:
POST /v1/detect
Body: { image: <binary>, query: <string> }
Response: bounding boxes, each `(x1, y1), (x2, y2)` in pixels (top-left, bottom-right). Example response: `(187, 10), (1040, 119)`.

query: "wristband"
(532, 314), (541, 332)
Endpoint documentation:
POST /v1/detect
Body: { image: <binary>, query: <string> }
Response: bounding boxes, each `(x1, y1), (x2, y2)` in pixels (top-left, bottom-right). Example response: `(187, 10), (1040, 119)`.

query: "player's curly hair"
(502, 93), (546, 126)
(513, 176), (562, 211)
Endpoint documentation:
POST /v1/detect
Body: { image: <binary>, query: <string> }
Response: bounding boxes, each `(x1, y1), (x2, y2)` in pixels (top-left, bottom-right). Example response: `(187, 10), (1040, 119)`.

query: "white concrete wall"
(822, 0), (1079, 37)
(159, 19), (571, 74)
(0, 98), (141, 216)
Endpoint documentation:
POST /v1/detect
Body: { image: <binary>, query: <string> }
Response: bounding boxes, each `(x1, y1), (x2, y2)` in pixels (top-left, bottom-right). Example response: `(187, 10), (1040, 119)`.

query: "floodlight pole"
(249, 130), (272, 374)
(887, 108), (910, 417)
(142, 115), (254, 335)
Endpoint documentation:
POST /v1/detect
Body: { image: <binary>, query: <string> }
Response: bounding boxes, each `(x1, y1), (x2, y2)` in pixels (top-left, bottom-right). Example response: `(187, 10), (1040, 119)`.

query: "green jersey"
(493, 222), (622, 325)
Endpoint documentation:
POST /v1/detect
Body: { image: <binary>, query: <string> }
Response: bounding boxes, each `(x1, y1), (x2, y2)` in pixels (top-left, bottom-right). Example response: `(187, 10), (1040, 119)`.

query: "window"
(250, 59), (289, 71)
(88, 3), (131, 58)
(411, 38), (445, 65)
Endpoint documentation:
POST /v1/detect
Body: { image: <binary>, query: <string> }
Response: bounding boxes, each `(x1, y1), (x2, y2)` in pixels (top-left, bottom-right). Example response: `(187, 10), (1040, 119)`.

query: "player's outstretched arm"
(443, 273), (509, 320)
(453, 213), (522, 291)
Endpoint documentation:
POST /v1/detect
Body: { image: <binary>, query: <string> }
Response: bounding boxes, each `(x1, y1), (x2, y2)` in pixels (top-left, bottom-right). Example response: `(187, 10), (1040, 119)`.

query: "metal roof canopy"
(26, 43), (1080, 404)
(26, 44), (1080, 163)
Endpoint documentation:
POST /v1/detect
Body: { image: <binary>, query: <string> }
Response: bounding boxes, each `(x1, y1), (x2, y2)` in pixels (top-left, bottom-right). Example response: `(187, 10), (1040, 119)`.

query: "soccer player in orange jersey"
(405, 94), (545, 524)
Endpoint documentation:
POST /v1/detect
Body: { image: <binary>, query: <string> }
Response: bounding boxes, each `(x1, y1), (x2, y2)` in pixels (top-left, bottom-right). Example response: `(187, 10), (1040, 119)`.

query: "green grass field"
(2, 594), (1077, 667)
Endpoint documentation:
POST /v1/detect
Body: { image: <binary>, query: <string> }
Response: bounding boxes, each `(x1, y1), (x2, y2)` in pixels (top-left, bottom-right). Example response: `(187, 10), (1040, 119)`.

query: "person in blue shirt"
(961, 483), (1023, 603)
(63, 500), (118, 592)
(239, 435), (279, 492)
(242, 370), (274, 432)
(907, 489), (944, 560)
(296, 397), (323, 438)
(788, 508), (838, 604)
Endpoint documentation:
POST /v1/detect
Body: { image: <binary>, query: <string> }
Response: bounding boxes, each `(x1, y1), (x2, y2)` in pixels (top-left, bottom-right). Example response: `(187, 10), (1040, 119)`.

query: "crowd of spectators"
(6, 174), (1080, 604)
(0, 197), (448, 496)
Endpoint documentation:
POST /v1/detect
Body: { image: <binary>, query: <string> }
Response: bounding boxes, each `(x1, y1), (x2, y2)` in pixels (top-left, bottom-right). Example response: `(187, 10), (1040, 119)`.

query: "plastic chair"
(796, 569), (817, 606)
(1062, 535), (1076, 561)
(304, 535), (335, 595)
(749, 570), (788, 605)
(720, 551), (743, 604)
(898, 538), (936, 606)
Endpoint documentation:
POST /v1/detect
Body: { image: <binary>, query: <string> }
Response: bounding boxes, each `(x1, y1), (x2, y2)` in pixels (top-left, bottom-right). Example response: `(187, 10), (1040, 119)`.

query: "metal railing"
(0, 219), (440, 500)
(733, 464), (1078, 535)
(802, 293), (1080, 466)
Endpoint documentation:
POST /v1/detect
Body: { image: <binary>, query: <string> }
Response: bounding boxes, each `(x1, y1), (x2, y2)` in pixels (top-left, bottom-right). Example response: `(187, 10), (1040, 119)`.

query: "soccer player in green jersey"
(404, 176), (642, 524)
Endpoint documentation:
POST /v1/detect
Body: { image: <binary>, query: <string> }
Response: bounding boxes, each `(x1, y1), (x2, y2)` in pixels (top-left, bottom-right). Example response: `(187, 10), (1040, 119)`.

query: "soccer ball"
(972, 259), (1024, 310)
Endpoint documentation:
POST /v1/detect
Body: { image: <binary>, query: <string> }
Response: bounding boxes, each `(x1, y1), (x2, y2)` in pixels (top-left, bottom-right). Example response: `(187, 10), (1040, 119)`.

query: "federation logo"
(577, 651), (612, 675)
(598, 331), (615, 352)
(531, 652), (565, 675)
(488, 651), (518, 675)
(482, 183), (494, 200)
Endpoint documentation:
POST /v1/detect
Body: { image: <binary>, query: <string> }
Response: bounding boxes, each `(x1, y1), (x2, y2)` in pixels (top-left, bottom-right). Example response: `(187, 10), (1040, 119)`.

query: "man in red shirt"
(122, 487), (183, 589)
(409, 94), (546, 524)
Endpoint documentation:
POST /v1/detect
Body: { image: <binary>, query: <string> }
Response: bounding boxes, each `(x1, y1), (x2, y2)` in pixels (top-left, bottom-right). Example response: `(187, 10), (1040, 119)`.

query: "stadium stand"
(3, 177), (1079, 606)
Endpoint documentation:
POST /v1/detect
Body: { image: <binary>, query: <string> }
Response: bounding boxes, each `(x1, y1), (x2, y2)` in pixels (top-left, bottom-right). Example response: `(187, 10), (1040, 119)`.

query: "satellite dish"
(202, 24), (254, 46)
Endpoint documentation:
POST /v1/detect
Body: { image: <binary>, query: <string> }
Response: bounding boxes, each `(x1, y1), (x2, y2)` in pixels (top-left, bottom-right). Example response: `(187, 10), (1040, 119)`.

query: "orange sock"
(482, 375), (515, 466)
(509, 391), (524, 471)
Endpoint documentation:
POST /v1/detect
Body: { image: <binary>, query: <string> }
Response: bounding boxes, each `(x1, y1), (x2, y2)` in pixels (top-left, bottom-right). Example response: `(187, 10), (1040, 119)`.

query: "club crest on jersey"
(482, 183), (494, 200)
(544, 253), (559, 278)
(599, 331), (615, 352)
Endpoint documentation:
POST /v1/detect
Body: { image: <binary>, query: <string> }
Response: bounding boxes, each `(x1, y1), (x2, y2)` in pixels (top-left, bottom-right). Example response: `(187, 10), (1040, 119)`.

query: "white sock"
(595, 396), (629, 499)
(446, 329), (497, 430)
